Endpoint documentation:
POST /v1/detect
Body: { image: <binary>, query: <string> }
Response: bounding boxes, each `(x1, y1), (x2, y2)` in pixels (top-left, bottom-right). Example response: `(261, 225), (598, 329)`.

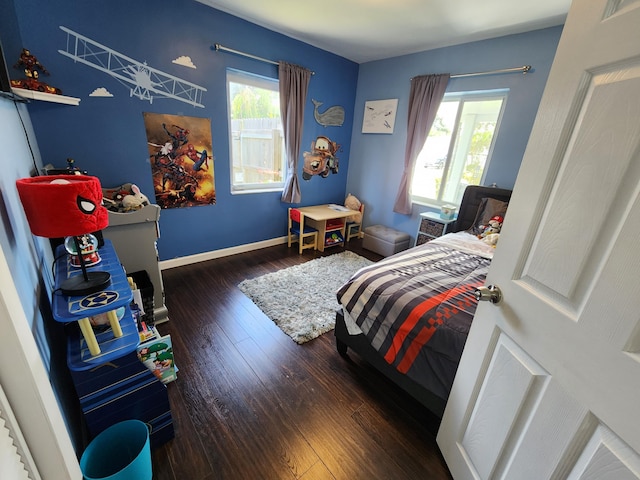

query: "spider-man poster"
(143, 112), (215, 208)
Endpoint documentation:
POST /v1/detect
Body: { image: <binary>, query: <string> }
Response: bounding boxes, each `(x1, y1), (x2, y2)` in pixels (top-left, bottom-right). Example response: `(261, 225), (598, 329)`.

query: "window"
(411, 91), (507, 206)
(227, 69), (285, 193)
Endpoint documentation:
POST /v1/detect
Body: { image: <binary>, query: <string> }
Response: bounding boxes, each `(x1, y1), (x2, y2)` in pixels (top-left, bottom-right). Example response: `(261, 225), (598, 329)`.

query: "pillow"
(344, 193), (362, 223)
(467, 197), (508, 235)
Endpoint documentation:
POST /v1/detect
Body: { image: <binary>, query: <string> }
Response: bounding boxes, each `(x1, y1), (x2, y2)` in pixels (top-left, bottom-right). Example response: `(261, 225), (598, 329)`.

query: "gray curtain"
(279, 61), (312, 204)
(393, 73), (450, 214)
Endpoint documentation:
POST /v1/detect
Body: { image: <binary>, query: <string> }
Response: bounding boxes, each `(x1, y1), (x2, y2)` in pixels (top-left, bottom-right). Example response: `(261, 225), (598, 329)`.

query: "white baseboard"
(159, 236), (287, 271)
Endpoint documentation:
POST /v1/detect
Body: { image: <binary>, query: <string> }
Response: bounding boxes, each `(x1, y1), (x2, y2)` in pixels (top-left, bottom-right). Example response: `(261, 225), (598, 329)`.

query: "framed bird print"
(362, 98), (398, 134)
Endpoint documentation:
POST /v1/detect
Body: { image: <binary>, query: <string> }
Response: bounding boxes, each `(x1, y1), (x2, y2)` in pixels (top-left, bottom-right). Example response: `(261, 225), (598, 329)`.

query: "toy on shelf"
(43, 158), (88, 176)
(102, 183), (151, 212)
(11, 48), (62, 95)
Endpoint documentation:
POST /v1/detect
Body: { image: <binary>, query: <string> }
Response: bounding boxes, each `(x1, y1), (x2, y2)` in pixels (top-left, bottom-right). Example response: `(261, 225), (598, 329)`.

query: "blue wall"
(346, 26), (563, 240)
(5, 0), (359, 260)
(2, 1), (563, 260)
(0, 93), (85, 450)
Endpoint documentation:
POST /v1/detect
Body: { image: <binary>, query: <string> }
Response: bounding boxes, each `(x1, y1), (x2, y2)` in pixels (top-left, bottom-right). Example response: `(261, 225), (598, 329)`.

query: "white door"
(437, 0), (640, 478)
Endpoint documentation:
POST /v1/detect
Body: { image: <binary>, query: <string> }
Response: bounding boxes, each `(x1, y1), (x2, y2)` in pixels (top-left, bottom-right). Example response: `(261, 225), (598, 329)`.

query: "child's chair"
(288, 208), (318, 254)
(346, 203), (365, 242)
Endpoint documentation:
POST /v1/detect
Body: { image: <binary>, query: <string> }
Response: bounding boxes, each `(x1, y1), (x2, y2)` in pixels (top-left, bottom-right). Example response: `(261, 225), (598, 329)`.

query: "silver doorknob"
(474, 285), (502, 304)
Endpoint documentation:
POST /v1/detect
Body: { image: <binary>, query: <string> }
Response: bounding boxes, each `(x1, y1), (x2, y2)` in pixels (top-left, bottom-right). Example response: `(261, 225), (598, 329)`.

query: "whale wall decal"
(312, 99), (345, 127)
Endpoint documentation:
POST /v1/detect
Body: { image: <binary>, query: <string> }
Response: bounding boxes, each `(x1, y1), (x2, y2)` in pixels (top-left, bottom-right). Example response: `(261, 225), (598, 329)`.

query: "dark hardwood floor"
(151, 239), (453, 480)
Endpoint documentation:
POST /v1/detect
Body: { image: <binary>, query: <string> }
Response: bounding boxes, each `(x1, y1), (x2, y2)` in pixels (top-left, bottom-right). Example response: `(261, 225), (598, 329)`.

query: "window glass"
(411, 91), (506, 206)
(227, 69), (285, 193)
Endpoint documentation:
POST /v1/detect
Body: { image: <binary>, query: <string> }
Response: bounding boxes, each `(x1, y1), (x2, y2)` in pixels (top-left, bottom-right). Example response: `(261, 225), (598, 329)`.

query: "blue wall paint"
(346, 26), (563, 241)
(0, 96), (84, 450)
(3, 1), (562, 259)
(5, 0), (359, 260)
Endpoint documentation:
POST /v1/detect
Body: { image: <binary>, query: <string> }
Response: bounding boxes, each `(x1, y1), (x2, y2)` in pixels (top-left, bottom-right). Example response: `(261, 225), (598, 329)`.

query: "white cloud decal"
(172, 55), (196, 69)
(89, 87), (113, 97)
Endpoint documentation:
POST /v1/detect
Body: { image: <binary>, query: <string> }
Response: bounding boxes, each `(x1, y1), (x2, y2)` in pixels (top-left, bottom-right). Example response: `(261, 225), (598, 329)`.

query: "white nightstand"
(416, 212), (457, 246)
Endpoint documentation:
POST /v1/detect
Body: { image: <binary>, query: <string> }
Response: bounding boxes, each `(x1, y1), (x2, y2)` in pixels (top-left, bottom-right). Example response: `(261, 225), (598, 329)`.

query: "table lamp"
(16, 174), (111, 296)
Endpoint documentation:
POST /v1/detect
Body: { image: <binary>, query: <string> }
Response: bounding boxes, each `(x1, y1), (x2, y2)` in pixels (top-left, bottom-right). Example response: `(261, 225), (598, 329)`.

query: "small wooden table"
(297, 204), (355, 252)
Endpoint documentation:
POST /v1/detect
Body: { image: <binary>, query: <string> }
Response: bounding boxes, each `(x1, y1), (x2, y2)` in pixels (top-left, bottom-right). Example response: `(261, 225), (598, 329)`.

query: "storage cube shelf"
(325, 218), (345, 230)
(325, 231), (344, 247)
(416, 212), (456, 245)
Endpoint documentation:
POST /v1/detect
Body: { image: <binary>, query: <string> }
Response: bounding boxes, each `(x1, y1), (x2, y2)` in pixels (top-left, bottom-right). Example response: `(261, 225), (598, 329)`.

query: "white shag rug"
(238, 251), (374, 344)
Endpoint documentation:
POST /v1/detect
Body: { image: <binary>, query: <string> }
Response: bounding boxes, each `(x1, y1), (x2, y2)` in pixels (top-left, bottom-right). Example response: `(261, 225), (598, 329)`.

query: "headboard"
(451, 185), (512, 233)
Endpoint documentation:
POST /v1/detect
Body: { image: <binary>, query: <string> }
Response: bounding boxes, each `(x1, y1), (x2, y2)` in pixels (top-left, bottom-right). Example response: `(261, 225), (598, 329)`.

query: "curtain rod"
(451, 65), (531, 78)
(212, 43), (315, 74)
(412, 65), (531, 81)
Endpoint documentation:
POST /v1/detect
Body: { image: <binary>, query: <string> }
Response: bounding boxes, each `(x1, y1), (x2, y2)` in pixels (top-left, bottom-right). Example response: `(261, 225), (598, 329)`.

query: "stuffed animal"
(482, 233), (500, 247)
(121, 184), (150, 211)
(478, 215), (503, 239)
(344, 193), (362, 223)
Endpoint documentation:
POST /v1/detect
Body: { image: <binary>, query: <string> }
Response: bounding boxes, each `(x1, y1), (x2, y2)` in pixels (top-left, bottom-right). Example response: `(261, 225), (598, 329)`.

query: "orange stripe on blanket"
(383, 282), (481, 368)
(397, 325), (437, 373)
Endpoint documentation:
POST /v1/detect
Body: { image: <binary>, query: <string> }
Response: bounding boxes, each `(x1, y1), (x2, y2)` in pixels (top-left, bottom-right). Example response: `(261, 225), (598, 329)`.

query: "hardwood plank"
(152, 240), (452, 479)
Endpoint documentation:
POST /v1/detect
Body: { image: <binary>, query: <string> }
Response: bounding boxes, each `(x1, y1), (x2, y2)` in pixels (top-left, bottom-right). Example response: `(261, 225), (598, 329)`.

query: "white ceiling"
(196, 0), (571, 64)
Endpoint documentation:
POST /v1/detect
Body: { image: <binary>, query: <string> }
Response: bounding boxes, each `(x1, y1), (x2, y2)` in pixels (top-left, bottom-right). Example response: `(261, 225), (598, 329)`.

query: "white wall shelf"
(11, 87), (80, 105)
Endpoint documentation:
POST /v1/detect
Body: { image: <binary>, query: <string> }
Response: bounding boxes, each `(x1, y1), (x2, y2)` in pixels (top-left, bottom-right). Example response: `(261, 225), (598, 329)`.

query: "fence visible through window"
(231, 118), (284, 186)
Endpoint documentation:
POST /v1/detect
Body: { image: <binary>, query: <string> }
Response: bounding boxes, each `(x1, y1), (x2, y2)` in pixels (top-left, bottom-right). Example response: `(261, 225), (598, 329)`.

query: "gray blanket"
(337, 242), (490, 400)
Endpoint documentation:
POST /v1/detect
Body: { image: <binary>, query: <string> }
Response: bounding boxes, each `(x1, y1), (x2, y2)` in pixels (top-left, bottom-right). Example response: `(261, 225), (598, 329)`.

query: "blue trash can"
(80, 420), (152, 480)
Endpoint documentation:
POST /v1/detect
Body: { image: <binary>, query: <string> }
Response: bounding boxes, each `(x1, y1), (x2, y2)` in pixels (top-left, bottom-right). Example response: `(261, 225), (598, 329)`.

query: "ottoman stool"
(362, 225), (411, 257)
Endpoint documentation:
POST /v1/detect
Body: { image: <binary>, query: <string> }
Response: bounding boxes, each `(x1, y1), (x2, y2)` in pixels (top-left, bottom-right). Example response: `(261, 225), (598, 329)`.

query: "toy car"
(10, 77), (62, 95)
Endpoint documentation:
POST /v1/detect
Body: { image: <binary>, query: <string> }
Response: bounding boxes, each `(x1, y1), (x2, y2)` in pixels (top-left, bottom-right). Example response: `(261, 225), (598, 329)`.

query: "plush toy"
(122, 184), (150, 211)
(344, 193), (362, 223)
(103, 183), (150, 212)
(478, 215), (503, 239)
(482, 233), (500, 247)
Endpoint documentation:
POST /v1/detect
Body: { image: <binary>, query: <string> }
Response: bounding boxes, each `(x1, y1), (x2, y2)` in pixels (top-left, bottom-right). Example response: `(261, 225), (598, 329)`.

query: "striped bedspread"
(336, 233), (492, 400)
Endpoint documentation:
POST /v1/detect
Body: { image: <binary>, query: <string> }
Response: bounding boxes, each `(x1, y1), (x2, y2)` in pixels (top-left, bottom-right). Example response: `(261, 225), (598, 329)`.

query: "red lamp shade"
(16, 175), (108, 238)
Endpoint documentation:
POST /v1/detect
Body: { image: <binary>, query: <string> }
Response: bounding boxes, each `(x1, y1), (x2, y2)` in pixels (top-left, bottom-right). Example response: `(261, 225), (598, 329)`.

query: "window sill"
(412, 198), (459, 210)
(231, 187), (283, 195)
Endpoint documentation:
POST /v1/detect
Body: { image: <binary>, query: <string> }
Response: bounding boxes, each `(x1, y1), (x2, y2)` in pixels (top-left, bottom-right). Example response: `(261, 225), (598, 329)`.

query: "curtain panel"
(393, 73), (450, 214)
(279, 61), (312, 204)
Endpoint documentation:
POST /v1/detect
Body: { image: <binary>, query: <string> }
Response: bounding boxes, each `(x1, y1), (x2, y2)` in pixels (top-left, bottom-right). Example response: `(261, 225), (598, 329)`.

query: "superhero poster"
(143, 112), (215, 209)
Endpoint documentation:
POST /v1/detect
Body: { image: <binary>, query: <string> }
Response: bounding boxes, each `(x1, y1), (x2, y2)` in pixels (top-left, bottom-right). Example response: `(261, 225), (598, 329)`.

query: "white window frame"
(411, 89), (508, 207)
(226, 69), (286, 194)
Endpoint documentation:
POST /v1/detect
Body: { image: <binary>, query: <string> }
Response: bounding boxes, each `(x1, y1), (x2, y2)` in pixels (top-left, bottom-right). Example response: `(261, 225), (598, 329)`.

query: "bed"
(334, 185), (512, 417)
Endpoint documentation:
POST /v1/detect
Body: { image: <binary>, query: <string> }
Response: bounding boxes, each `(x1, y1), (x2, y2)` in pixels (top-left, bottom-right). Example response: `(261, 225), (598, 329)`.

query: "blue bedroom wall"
(346, 26), (564, 241)
(4, 0), (359, 261)
(0, 95), (84, 450)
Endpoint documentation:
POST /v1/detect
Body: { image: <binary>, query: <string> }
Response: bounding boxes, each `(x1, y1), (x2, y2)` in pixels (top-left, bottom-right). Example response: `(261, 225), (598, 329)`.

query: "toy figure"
(14, 48), (49, 78)
(11, 48), (62, 95)
(162, 123), (190, 150)
(180, 144), (211, 171)
(478, 215), (503, 239)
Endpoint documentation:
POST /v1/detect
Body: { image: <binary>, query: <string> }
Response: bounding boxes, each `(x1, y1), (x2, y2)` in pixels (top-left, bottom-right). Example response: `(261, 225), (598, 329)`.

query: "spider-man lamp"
(16, 174), (111, 296)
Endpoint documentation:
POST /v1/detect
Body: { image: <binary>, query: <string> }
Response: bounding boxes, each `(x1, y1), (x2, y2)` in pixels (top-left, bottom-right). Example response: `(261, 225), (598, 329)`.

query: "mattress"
(336, 232), (494, 400)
